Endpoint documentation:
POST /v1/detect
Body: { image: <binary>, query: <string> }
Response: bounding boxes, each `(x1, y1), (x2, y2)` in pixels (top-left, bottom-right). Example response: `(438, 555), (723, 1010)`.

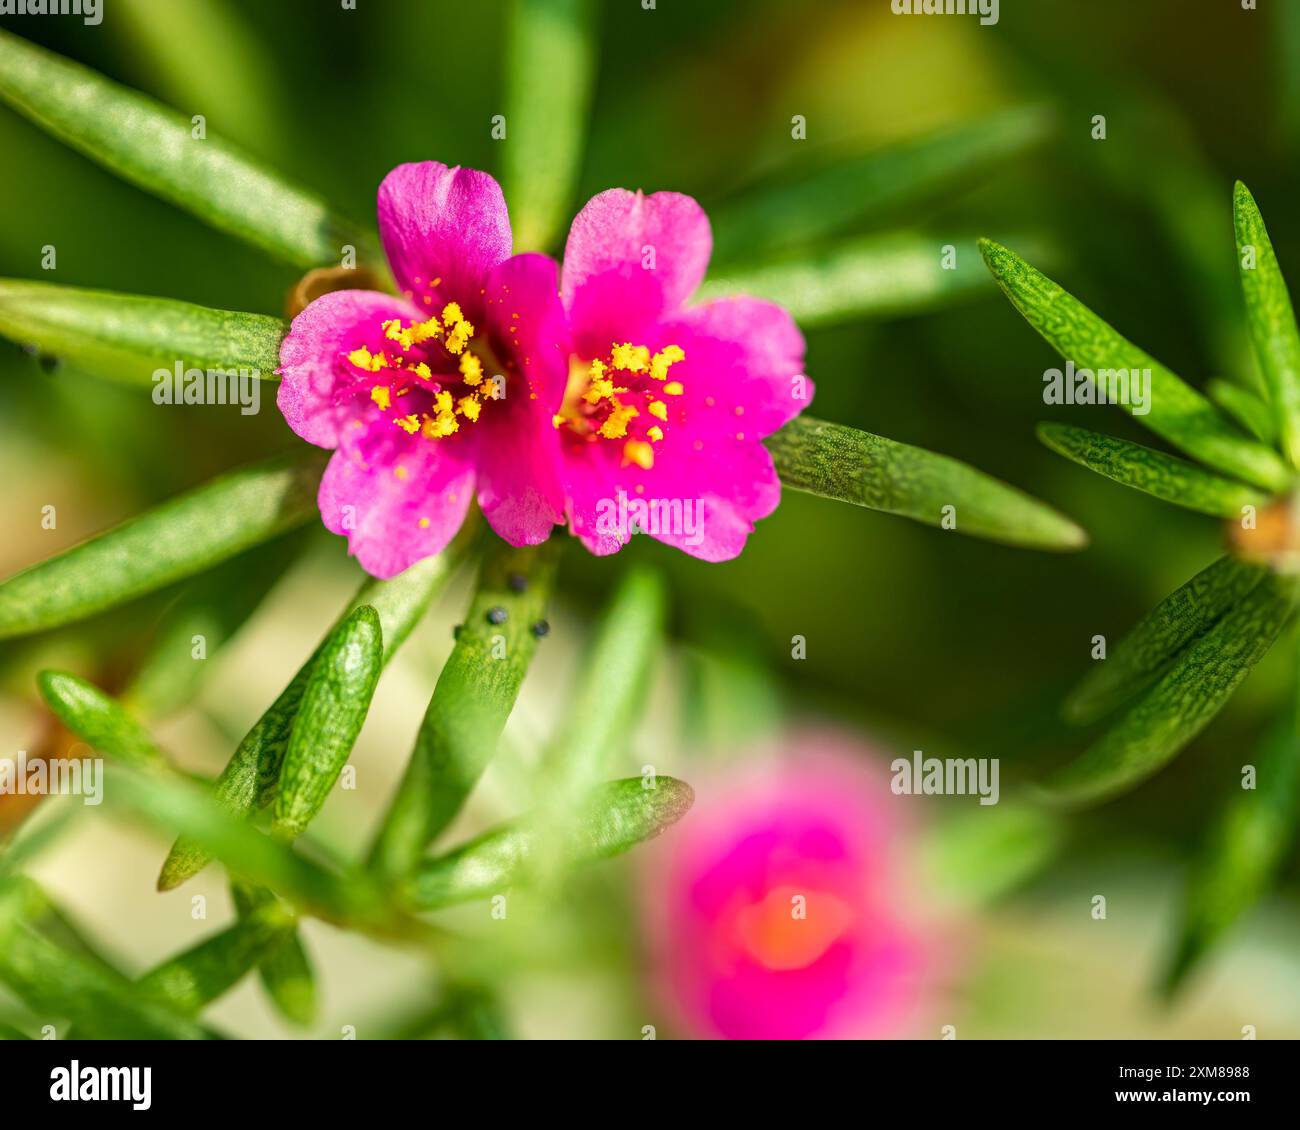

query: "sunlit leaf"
(980, 238), (1290, 492)
(0, 279), (284, 387)
(1037, 422), (1263, 518)
(159, 551), (456, 890)
(767, 415), (1087, 551)
(369, 539), (559, 883)
(712, 106), (1054, 262)
(0, 452), (323, 641)
(273, 605), (383, 839)
(1234, 181), (1300, 468)
(404, 776), (694, 909)
(502, 0), (596, 251)
(1063, 555), (1266, 725)
(1044, 574), (1296, 805)
(0, 29), (376, 268)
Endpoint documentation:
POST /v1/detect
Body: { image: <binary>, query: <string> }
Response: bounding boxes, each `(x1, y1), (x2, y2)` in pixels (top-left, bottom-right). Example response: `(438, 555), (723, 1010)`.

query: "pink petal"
(561, 189), (712, 353)
(474, 253), (569, 545)
(318, 417), (476, 579)
(377, 162), (512, 323)
(278, 289), (426, 449)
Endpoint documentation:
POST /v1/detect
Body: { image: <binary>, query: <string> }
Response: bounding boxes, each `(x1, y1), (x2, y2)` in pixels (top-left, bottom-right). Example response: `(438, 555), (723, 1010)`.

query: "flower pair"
(278, 162), (812, 578)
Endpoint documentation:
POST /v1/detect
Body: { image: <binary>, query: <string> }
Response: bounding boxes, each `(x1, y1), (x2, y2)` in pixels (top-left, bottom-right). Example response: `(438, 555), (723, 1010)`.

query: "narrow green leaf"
(1234, 181), (1300, 466)
(159, 551), (455, 890)
(0, 1021), (29, 1040)
(1044, 574), (1295, 806)
(1162, 708), (1300, 995)
(273, 605), (383, 839)
(404, 776), (695, 909)
(0, 280), (284, 387)
(502, 0), (596, 251)
(0, 29), (376, 268)
(136, 903), (294, 1017)
(0, 452), (323, 641)
(1064, 555), (1267, 725)
(1037, 422), (1263, 518)
(369, 539), (559, 883)
(231, 881), (316, 1027)
(767, 415), (1087, 551)
(37, 670), (169, 770)
(712, 105), (1054, 262)
(1208, 378), (1277, 446)
(980, 238), (1291, 492)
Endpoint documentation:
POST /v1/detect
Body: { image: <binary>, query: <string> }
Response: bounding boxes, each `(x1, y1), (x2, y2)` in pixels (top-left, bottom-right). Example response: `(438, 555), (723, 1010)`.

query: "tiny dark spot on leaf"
(530, 619), (549, 638)
(487, 606), (508, 625)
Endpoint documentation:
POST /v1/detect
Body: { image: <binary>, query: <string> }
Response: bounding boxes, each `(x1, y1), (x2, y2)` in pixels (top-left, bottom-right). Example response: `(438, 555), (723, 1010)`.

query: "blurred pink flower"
(642, 732), (932, 1039)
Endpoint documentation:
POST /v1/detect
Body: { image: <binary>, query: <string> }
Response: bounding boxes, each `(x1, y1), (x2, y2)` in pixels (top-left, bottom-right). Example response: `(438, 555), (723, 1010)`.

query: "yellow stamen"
(623, 439), (654, 469)
(394, 414), (421, 434)
(662, 380), (684, 396)
(370, 386), (391, 410)
(598, 402), (638, 439)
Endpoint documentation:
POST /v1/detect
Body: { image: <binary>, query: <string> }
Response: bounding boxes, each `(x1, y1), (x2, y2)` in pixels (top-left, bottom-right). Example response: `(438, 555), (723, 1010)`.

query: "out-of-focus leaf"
(0, 1021), (29, 1039)
(37, 670), (169, 770)
(1162, 706), (1300, 995)
(921, 802), (1066, 907)
(698, 232), (1050, 326)
(0, 280), (284, 387)
(1037, 422), (1263, 518)
(767, 415), (1087, 551)
(369, 540), (559, 883)
(1208, 378), (1276, 446)
(502, 0), (596, 251)
(159, 551), (455, 890)
(0, 30), (376, 268)
(135, 903), (295, 1017)
(1234, 182), (1300, 468)
(1044, 574), (1296, 806)
(404, 776), (694, 909)
(273, 605), (383, 839)
(231, 881), (316, 1027)
(980, 238), (1290, 492)
(712, 106), (1054, 262)
(1064, 556), (1267, 725)
(0, 452), (323, 641)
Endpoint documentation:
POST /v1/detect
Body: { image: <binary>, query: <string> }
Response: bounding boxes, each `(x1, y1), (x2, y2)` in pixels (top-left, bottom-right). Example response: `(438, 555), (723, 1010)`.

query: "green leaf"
(1036, 422), (1263, 518)
(767, 415), (1087, 551)
(502, 0), (596, 251)
(37, 670), (170, 770)
(404, 776), (695, 909)
(711, 105), (1054, 262)
(1064, 555), (1267, 725)
(920, 802), (1066, 907)
(1162, 706), (1300, 995)
(273, 605), (383, 839)
(1044, 573), (1296, 805)
(369, 539), (560, 883)
(979, 238), (1291, 493)
(231, 881), (316, 1027)
(0, 29), (376, 268)
(698, 233), (1049, 326)
(0, 280), (284, 387)
(1208, 378), (1277, 446)
(1235, 182), (1300, 466)
(0, 452), (323, 641)
(135, 902), (295, 1017)
(159, 551), (456, 890)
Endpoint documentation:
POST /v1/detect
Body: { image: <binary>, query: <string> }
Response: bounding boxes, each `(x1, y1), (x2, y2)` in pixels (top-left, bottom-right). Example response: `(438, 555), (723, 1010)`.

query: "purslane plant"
(981, 182), (1300, 991)
(0, 9), (1081, 1039)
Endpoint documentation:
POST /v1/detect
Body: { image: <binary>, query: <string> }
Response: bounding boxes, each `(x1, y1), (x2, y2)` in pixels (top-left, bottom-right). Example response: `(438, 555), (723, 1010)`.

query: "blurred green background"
(2, 0), (1299, 1037)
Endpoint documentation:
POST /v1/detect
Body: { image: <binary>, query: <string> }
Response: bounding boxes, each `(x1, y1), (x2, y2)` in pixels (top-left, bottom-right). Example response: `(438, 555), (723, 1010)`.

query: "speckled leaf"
(1037, 422), (1263, 518)
(980, 238), (1290, 492)
(767, 415), (1086, 551)
(37, 670), (170, 770)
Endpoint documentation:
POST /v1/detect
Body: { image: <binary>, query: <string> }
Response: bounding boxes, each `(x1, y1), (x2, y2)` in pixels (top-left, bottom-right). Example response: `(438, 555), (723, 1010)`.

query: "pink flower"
(278, 162), (569, 578)
(641, 733), (930, 1040)
(553, 189), (812, 560)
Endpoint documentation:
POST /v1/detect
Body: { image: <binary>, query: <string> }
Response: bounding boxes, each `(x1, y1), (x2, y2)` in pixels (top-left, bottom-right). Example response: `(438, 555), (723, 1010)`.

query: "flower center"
(344, 300), (500, 440)
(552, 342), (685, 470)
(732, 885), (854, 972)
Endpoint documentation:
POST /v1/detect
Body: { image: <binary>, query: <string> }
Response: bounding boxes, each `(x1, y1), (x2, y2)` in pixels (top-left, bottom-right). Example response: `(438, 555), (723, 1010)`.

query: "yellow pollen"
(370, 386), (391, 410)
(647, 425), (664, 442)
(650, 344), (684, 381)
(394, 465), (408, 480)
(395, 414), (421, 434)
(459, 353), (483, 385)
(648, 400), (667, 420)
(611, 343), (651, 372)
(347, 345), (388, 372)
(419, 517), (430, 528)
(623, 439), (654, 469)
(458, 395), (482, 422)
(663, 381), (684, 396)
(598, 402), (638, 439)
